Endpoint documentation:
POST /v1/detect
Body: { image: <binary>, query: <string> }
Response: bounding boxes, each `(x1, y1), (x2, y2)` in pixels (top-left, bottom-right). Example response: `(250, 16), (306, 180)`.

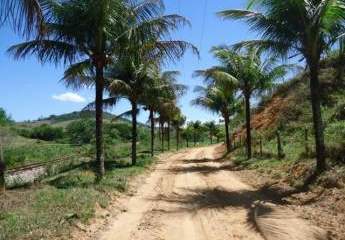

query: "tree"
(8, 0), (129, 179)
(0, 0), (46, 36)
(192, 70), (239, 152)
(218, 0), (345, 171)
(9, 0), (196, 175)
(143, 69), (187, 156)
(205, 46), (288, 158)
(0, 108), (12, 126)
(204, 121), (217, 144)
(189, 121), (202, 146)
(171, 110), (186, 151)
(182, 124), (194, 147)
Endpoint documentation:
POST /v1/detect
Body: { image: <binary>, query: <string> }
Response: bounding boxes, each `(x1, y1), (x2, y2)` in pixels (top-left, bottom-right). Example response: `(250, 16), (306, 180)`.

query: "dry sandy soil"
(79, 145), (330, 240)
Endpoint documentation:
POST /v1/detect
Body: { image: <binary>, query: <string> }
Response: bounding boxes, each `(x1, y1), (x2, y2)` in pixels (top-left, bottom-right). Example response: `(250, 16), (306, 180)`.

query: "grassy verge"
(0, 154), (154, 240)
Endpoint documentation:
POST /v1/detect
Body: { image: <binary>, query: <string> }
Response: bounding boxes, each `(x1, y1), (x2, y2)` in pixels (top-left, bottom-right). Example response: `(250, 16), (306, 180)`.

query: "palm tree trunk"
(224, 114), (231, 153)
(149, 109), (154, 157)
(309, 63), (326, 172)
(95, 66), (105, 178)
(167, 121), (170, 151)
(131, 100), (138, 166)
(245, 94), (252, 159)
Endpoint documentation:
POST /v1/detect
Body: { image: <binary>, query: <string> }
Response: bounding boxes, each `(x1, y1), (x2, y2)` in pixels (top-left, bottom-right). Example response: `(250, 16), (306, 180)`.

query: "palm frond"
(7, 39), (79, 65)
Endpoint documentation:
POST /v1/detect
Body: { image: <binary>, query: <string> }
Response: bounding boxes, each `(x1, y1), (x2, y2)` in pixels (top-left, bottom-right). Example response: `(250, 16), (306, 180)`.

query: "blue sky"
(0, 0), (255, 123)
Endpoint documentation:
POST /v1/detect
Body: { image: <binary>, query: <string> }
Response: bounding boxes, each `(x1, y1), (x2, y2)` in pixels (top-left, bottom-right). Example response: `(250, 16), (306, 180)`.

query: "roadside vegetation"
(1, 0), (345, 239)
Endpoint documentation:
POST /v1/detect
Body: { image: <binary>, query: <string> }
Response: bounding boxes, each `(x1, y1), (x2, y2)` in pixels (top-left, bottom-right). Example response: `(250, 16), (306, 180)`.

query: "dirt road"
(96, 145), (328, 240)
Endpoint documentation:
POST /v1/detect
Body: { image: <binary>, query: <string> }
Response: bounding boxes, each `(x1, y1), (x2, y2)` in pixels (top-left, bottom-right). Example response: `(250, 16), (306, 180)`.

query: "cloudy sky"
(0, 0), (255, 123)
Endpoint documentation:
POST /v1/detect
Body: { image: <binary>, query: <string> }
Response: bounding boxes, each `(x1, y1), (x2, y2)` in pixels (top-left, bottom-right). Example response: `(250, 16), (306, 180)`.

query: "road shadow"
(170, 164), (236, 175)
(149, 183), (298, 235)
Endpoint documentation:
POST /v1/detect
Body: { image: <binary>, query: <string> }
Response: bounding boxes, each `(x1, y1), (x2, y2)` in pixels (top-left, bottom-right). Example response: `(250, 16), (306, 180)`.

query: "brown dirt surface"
(77, 145), (330, 240)
(236, 168), (345, 240)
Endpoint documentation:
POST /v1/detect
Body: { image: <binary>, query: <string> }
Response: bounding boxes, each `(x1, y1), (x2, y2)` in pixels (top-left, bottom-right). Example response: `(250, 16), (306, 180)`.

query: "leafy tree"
(218, 0), (345, 171)
(0, 108), (12, 126)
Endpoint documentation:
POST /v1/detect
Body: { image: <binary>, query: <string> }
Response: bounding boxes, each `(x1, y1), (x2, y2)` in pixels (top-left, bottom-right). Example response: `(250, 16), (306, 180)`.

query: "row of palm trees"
(218, 0), (345, 175)
(193, 46), (288, 157)
(1, 0), (197, 179)
(193, 0), (345, 176)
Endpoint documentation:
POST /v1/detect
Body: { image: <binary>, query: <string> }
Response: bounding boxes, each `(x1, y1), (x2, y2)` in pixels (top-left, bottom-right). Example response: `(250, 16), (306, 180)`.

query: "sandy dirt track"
(95, 145), (328, 240)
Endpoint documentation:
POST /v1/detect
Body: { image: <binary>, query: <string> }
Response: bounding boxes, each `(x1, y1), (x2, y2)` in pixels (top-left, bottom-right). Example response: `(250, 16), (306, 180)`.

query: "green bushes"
(66, 119), (95, 145)
(0, 108), (12, 126)
(18, 124), (63, 141)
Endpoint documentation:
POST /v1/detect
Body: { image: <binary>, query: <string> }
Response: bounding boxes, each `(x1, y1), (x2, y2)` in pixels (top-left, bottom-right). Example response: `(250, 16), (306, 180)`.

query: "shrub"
(66, 119), (94, 145)
(0, 108), (12, 126)
(19, 124), (64, 141)
(112, 122), (132, 141)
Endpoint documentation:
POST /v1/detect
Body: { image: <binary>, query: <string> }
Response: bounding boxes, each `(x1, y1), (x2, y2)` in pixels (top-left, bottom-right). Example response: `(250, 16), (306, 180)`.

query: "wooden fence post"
(276, 130), (284, 159)
(304, 127), (310, 156)
(259, 136), (263, 157)
(0, 142), (6, 194)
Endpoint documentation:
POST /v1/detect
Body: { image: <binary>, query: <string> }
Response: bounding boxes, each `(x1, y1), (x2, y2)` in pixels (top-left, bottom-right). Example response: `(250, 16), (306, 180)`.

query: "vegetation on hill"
(232, 57), (345, 174)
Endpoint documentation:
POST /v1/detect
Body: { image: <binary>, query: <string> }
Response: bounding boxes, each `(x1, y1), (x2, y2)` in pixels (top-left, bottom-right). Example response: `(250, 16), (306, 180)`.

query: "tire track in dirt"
(96, 145), (328, 240)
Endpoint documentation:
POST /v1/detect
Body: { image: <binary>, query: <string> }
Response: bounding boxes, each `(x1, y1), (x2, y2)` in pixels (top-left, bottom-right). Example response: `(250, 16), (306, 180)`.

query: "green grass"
(4, 143), (87, 169)
(0, 154), (155, 240)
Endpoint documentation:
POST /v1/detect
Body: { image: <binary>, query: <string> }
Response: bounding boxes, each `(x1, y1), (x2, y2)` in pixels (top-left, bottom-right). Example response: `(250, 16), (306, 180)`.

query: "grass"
(0, 154), (154, 240)
(4, 143), (87, 169)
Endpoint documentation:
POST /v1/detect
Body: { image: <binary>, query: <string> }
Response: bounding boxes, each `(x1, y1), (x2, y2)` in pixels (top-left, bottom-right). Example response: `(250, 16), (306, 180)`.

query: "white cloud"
(52, 92), (86, 103)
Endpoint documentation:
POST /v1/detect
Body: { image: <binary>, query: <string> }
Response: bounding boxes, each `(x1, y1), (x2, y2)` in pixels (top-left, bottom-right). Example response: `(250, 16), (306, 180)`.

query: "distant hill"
(41, 110), (120, 123)
(17, 110), (148, 128)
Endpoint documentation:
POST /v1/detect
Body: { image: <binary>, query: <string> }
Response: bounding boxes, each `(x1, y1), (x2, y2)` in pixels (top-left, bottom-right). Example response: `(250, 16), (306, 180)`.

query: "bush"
(112, 122), (132, 141)
(0, 108), (12, 126)
(66, 119), (94, 145)
(18, 124), (64, 141)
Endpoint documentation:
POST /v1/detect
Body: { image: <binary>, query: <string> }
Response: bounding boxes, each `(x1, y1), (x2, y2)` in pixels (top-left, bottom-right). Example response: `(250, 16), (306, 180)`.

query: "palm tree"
(192, 85), (237, 152)
(9, 0), (196, 175)
(204, 121), (216, 144)
(193, 67), (240, 152)
(218, 0), (345, 171)
(182, 124), (194, 148)
(171, 111), (186, 150)
(143, 69), (187, 156)
(206, 46), (288, 158)
(0, 0), (46, 36)
(8, 0), (127, 178)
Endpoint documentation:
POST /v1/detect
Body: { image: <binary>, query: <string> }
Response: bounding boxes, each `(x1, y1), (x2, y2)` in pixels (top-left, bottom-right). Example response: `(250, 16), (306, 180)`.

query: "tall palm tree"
(143, 69), (187, 156)
(218, 0), (345, 171)
(204, 121), (216, 144)
(192, 84), (238, 152)
(8, 0), (127, 178)
(193, 66), (240, 152)
(0, 0), (46, 36)
(206, 46), (288, 158)
(9, 0), (196, 175)
(171, 111), (186, 150)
